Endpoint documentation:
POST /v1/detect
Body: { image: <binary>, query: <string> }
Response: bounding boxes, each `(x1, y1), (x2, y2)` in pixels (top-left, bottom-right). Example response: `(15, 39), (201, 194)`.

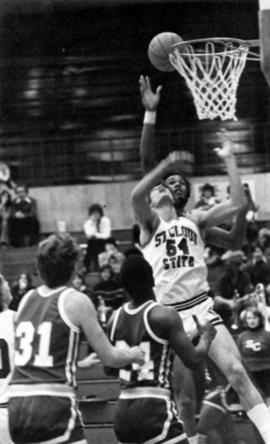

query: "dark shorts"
(8, 394), (86, 444)
(251, 369), (270, 398)
(114, 389), (187, 444)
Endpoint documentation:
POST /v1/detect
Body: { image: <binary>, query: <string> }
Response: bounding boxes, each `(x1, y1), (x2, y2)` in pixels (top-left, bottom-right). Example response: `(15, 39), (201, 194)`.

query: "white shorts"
(168, 294), (223, 339)
(0, 408), (13, 444)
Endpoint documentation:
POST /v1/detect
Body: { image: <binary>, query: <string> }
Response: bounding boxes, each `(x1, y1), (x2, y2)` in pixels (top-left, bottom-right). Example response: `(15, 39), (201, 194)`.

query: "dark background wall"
(0, 0), (269, 185)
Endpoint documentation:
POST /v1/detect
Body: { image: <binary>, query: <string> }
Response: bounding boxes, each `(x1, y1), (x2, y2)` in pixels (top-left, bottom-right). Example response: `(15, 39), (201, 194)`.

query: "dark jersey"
(109, 300), (174, 391)
(11, 286), (81, 387)
(237, 328), (270, 372)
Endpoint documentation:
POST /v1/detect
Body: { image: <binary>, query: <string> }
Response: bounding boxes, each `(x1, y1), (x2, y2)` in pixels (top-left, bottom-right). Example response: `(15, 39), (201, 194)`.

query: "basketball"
(148, 32), (183, 72)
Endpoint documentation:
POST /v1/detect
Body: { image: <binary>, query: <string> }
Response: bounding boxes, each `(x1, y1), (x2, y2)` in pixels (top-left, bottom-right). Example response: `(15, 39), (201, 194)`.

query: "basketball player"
(138, 74), (253, 443)
(106, 254), (216, 444)
(0, 274), (15, 444)
(8, 233), (144, 444)
(131, 149), (270, 444)
(139, 75), (248, 250)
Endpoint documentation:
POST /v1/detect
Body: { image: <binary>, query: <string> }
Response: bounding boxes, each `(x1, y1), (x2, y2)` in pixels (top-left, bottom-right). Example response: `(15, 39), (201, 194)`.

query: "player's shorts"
(114, 387), (188, 444)
(8, 384), (87, 444)
(168, 293), (223, 339)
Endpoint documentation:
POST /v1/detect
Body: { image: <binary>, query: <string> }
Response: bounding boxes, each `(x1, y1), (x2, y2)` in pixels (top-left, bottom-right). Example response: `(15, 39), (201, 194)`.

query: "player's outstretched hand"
(167, 150), (194, 175)
(77, 352), (101, 368)
(214, 128), (234, 159)
(193, 314), (217, 344)
(130, 346), (145, 365)
(139, 75), (162, 111)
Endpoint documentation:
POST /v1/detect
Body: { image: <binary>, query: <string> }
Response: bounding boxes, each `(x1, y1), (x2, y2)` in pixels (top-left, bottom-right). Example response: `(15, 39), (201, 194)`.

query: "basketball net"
(169, 39), (250, 121)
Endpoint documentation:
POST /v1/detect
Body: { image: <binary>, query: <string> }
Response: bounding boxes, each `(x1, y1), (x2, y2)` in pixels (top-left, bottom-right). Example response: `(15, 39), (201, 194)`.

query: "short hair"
(162, 171), (191, 201)
(120, 255), (154, 297)
(88, 203), (104, 217)
(241, 306), (265, 330)
(37, 233), (79, 288)
(201, 183), (215, 195)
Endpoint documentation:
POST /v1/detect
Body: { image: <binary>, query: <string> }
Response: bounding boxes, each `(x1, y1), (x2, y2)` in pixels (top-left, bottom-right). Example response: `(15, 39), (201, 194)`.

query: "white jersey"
(0, 310), (15, 405)
(142, 215), (209, 306)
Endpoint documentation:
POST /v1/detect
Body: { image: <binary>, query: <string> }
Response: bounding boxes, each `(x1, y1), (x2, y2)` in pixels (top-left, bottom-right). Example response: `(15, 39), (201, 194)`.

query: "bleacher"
(0, 228), (133, 284)
(0, 246), (39, 283)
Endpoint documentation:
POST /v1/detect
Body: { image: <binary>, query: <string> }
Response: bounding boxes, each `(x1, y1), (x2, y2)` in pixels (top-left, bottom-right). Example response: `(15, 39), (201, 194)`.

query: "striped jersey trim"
(144, 302), (169, 345)
(110, 306), (122, 342)
(58, 288), (80, 333)
(202, 400), (227, 415)
(120, 387), (171, 398)
(165, 292), (208, 311)
(9, 383), (75, 397)
(0, 402), (8, 408)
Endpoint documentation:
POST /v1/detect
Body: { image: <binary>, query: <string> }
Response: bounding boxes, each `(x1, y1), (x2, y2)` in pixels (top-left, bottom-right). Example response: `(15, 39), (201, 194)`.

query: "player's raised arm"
(64, 290), (144, 368)
(205, 198), (248, 250)
(193, 130), (246, 231)
(131, 151), (182, 242)
(148, 305), (216, 369)
(139, 75), (162, 173)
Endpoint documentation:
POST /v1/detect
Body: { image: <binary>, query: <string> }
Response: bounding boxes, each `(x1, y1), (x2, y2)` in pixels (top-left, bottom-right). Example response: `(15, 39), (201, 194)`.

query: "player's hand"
(139, 75), (162, 111)
(77, 352), (101, 368)
(214, 129), (234, 159)
(167, 150), (194, 175)
(193, 315), (217, 343)
(130, 346), (145, 365)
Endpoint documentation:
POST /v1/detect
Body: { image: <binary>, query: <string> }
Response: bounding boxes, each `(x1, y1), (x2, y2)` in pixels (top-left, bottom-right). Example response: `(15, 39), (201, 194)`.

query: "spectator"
(9, 272), (34, 311)
(246, 244), (270, 289)
(98, 237), (124, 269)
(0, 182), (13, 247)
(93, 264), (125, 310)
(243, 183), (259, 223)
(194, 183), (220, 211)
(258, 227), (270, 251)
(214, 250), (252, 329)
(83, 203), (111, 272)
(131, 223), (141, 249)
(0, 273), (15, 444)
(8, 184), (40, 247)
(263, 246), (270, 305)
(242, 183), (260, 255)
(237, 306), (270, 405)
(72, 273), (88, 293)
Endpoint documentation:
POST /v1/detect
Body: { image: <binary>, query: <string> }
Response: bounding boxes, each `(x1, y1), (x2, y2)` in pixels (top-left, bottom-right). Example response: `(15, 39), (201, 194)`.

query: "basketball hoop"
(169, 37), (260, 121)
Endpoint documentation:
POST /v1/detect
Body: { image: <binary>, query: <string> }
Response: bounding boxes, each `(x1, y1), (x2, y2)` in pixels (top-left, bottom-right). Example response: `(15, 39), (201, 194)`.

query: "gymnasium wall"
(31, 172), (270, 234)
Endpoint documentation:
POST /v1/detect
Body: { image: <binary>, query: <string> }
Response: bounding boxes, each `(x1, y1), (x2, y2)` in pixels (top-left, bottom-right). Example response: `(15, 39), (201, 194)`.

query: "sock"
(247, 403), (270, 443)
(188, 435), (198, 444)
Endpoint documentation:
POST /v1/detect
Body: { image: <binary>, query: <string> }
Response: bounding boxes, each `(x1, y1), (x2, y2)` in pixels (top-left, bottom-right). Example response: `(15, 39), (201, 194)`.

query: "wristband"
(143, 110), (157, 124)
(259, 0), (270, 9)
